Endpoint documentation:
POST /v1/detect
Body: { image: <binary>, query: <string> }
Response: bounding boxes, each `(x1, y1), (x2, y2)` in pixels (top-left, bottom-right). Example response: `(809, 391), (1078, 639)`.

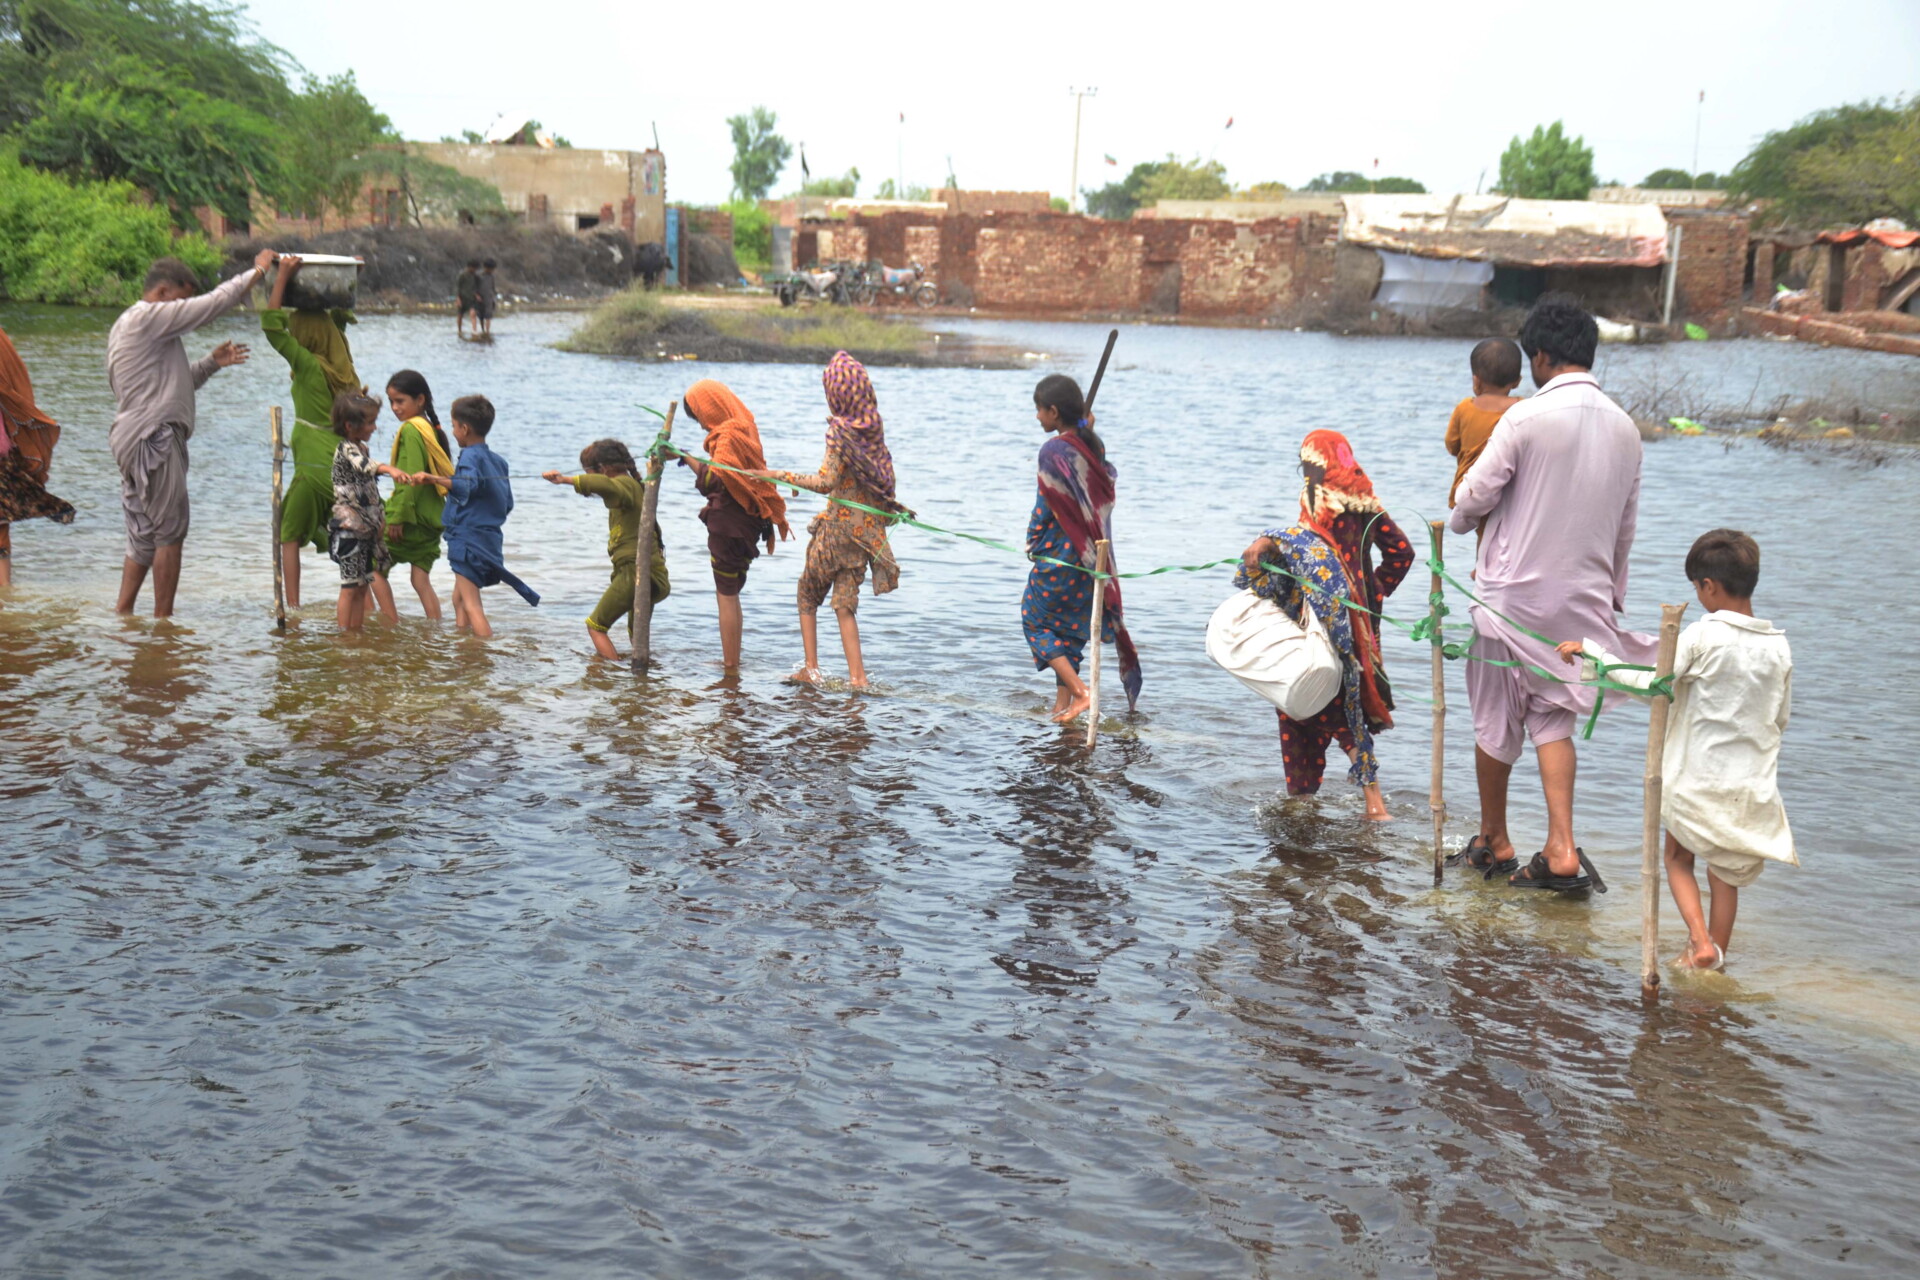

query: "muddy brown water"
(2, 306), (1916, 1277)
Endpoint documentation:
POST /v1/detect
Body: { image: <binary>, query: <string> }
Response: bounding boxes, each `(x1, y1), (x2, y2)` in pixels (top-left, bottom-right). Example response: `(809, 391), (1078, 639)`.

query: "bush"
(724, 199), (772, 269)
(0, 148), (221, 304)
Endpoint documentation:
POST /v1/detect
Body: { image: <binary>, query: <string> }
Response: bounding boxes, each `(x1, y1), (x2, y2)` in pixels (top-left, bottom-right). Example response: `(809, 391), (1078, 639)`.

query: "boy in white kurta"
(1560, 530), (1794, 970)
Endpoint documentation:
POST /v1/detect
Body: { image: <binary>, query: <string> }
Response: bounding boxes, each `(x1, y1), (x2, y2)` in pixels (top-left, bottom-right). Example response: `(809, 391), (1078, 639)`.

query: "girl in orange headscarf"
(0, 326), (74, 587)
(1234, 430), (1415, 818)
(681, 380), (790, 670)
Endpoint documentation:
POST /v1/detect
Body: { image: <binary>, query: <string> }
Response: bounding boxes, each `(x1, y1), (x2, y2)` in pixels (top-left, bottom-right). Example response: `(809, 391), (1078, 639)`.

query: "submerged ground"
(1, 308), (1916, 1277)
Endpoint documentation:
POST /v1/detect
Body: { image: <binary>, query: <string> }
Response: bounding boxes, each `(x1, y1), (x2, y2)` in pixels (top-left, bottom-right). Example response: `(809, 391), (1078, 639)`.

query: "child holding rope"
(680, 380), (788, 672)
(1558, 529), (1795, 970)
(542, 439), (670, 660)
(411, 395), (539, 639)
(325, 392), (408, 631)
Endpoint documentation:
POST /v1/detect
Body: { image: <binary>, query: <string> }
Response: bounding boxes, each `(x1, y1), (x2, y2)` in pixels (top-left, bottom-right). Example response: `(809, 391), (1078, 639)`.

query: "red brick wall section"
(971, 216), (1145, 311)
(1841, 242), (1885, 312)
(1176, 219), (1308, 317)
(938, 189), (1052, 215)
(814, 225), (869, 263)
(1671, 214), (1748, 322)
(1751, 241), (1775, 302)
(683, 208), (734, 240)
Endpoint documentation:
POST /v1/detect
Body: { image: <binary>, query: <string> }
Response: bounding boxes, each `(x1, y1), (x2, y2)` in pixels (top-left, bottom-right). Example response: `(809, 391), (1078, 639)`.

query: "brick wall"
(1670, 213), (1748, 322)
(971, 218), (1145, 311)
(936, 189), (1052, 215)
(1751, 241), (1775, 301)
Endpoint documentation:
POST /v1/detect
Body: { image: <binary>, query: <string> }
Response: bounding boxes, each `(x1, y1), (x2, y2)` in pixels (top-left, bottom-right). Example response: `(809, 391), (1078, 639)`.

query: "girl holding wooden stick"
(1021, 374), (1141, 724)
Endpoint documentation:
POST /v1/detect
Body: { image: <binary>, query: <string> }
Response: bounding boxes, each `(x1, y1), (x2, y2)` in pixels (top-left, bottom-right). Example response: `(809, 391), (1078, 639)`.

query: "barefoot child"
(680, 381), (789, 671)
(1559, 529), (1794, 970)
(456, 259), (480, 339)
(750, 351), (906, 689)
(412, 394), (538, 639)
(263, 255), (362, 612)
(383, 370), (450, 619)
(542, 439), (670, 660)
(325, 392), (408, 631)
(1022, 374), (1141, 724)
(1445, 339), (1523, 506)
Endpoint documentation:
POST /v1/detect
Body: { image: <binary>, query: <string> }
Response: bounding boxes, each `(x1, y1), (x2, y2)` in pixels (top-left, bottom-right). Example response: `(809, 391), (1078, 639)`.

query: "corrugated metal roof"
(1340, 195), (1669, 267)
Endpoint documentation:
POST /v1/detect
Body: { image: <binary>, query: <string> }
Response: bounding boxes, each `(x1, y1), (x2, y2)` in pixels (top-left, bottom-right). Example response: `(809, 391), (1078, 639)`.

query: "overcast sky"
(242, 0), (1918, 207)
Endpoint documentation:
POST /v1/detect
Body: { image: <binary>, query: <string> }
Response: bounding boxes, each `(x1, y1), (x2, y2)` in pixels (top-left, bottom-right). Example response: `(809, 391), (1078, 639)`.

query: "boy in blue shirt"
(412, 394), (538, 637)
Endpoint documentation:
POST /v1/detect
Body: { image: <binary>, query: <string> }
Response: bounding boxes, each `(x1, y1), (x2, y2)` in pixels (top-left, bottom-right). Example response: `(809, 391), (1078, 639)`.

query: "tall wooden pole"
(1640, 602), (1687, 1001)
(1428, 520), (1446, 886)
(269, 406), (287, 633)
(631, 401), (677, 674)
(1082, 539), (1110, 748)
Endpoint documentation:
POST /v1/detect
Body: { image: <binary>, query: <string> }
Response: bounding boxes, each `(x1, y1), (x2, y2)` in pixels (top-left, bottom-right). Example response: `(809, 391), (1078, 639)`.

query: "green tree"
(1084, 155), (1229, 218)
(1495, 121), (1597, 199)
(1235, 180), (1291, 200)
(801, 167), (859, 198)
(1777, 99), (1920, 226)
(280, 71), (393, 226)
(726, 105), (790, 200)
(1641, 167), (1696, 189)
(0, 0), (291, 132)
(874, 179), (931, 201)
(723, 198), (771, 269)
(1726, 98), (1916, 225)
(17, 55), (282, 226)
(0, 145), (220, 304)
(1302, 170), (1426, 194)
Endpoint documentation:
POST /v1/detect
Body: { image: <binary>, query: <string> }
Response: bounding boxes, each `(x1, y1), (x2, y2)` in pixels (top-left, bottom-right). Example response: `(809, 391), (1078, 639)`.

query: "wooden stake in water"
(269, 406), (287, 633)
(631, 400), (676, 674)
(1640, 602), (1687, 1000)
(1428, 520), (1446, 886)
(1083, 539), (1110, 748)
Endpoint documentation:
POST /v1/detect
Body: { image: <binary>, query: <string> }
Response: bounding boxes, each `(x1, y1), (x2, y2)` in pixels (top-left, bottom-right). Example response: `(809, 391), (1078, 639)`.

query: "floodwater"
(2, 304), (1917, 1278)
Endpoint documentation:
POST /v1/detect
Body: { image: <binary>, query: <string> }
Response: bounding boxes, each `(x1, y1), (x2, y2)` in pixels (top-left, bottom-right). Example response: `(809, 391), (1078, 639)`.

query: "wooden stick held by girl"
(542, 439), (671, 661)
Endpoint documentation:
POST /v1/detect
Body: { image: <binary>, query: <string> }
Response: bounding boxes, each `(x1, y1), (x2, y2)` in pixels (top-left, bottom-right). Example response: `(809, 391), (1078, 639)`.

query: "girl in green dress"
(383, 369), (452, 620)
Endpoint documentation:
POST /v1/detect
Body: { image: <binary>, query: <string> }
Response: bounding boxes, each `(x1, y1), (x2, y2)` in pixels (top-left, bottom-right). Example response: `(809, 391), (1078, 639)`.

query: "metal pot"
(266, 254), (363, 311)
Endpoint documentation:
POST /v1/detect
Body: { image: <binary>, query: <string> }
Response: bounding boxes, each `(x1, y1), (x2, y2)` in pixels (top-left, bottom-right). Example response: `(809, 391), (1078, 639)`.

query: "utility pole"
(1691, 90), (1705, 181)
(1068, 86), (1097, 213)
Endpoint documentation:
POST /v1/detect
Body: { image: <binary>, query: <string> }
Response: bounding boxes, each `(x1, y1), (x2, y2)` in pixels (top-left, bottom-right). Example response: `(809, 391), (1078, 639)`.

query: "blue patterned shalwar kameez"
(1022, 494), (1117, 672)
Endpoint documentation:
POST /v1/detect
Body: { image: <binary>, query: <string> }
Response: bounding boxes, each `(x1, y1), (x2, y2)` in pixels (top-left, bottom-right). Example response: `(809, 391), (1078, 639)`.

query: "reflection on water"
(1, 308), (1917, 1276)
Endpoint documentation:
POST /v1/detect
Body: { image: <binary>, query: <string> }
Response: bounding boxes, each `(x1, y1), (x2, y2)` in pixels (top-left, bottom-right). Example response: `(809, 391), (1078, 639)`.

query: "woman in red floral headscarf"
(753, 351), (907, 688)
(1234, 430), (1414, 818)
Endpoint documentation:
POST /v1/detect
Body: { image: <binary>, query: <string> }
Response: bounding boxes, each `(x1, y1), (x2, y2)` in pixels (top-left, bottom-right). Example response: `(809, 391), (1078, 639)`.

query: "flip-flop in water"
(1445, 834), (1519, 880)
(1670, 941), (1726, 972)
(1508, 850), (1596, 893)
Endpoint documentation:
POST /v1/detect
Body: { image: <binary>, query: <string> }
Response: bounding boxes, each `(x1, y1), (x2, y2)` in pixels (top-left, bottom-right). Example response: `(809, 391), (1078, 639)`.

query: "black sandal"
(1508, 848), (1606, 893)
(1445, 833), (1518, 880)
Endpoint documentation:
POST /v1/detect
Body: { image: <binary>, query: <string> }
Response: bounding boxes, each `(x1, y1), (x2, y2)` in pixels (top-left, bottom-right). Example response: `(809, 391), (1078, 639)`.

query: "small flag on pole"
(899, 111), (905, 123)
(1104, 154), (1117, 165)
(800, 146), (810, 180)
(1225, 116), (1234, 129)
(1698, 90), (1705, 103)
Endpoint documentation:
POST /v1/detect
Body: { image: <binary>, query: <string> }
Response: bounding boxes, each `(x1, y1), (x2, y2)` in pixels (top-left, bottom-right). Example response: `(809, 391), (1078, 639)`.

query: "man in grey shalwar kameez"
(107, 249), (276, 616)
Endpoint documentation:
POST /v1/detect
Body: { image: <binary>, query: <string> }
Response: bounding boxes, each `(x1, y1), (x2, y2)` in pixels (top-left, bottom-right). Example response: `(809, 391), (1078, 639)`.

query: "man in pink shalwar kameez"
(1449, 296), (1653, 890)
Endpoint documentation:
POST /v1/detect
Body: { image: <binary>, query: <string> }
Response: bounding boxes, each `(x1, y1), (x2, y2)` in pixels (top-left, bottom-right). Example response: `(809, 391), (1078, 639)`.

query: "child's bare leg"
(281, 541), (302, 609)
(588, 625), (619, 659)
(457, 577), (491, 639)
(717, 593), (743, 668)
(1046, 656), (1089, 723)
(1338, 744), (1391, 821)
(1705, 868), (1739, 956)
(1664, 833), (1721, 967)
(337, 586), (355, 631)
(371, 572), (398, 624)
(350, 585), (371, 630)
(791, 609), (823, 682)
(411, 565), (441, 620)
(836, 609), (867, 687)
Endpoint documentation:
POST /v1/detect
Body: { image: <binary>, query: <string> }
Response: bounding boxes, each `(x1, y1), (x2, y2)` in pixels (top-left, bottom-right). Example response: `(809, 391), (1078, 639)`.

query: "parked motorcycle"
(867, 261), (939, 309)
(773, 262), (854, 307)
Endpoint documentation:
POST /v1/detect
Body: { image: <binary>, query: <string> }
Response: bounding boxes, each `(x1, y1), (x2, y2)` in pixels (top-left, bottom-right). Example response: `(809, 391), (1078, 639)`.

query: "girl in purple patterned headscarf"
(751, 351), (908, 688)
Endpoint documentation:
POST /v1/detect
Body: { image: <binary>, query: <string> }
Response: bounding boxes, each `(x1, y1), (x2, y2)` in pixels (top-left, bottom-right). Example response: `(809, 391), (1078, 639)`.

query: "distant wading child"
(383, 370), (451, 619)
(412, 394), (539, 639)
(326, 392), (408, 631)
(456, 259), (481, 339)
(263, 254), (369, 613)
(1445, 338), (1523, 508)
(750, 351), (906, 688)
(1559, 529), (1794, 970)
(543, 439), (670, 660)
(1022, 374), (1141, 724)
(681, 380), (789, 670)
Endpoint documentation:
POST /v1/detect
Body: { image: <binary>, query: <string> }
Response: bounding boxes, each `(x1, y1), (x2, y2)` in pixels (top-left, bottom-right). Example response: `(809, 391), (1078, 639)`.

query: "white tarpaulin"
(1342, 194), (1669, 267)
(1373, 250), (1494, 316)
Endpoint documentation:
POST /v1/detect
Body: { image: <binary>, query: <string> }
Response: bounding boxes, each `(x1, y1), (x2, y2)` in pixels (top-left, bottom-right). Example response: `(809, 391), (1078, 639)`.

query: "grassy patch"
(554, 287), (668, 353)
(707, 305), (926, 354)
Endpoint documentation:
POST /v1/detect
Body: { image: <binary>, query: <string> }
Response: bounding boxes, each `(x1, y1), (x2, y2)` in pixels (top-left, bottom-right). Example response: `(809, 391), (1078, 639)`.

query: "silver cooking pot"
(265, 254), (363, 311)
